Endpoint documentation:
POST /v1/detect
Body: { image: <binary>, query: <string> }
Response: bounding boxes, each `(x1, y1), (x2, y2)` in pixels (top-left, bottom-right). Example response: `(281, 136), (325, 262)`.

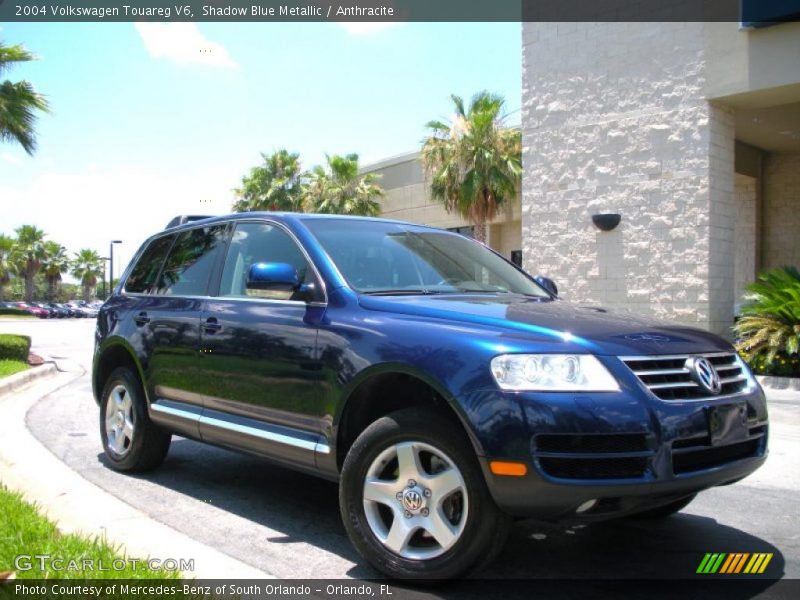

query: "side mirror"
(246, 262), (300, 292)
(534, 275), (558, 297)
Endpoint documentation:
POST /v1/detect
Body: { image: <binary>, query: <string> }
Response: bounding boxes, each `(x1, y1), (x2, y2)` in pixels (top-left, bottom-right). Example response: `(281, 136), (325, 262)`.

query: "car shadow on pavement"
(98, 438), (784, 586)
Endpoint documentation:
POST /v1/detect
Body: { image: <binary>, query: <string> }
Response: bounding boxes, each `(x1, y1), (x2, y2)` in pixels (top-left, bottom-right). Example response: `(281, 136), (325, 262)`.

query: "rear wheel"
(632, 494), (696, 519)
(339, 409), (509, 580)
(100, 367), (171, 472)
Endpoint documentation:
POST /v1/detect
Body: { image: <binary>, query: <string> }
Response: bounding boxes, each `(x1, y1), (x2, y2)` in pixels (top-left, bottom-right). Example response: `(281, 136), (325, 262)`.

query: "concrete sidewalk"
(0, 369), (271, 579)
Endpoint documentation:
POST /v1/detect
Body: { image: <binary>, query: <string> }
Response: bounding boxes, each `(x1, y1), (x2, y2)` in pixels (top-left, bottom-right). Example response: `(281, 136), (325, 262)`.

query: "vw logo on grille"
(686, 357), (722, 395)
(402, 489), (424, 512)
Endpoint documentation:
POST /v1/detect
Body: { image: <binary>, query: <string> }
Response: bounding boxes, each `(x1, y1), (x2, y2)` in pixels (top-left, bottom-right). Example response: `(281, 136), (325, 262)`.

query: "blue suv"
(93, 213), (768, 579)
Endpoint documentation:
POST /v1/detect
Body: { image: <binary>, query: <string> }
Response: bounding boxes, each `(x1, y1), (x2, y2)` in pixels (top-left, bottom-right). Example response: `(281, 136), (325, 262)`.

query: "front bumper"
(465, 381), (768, 521)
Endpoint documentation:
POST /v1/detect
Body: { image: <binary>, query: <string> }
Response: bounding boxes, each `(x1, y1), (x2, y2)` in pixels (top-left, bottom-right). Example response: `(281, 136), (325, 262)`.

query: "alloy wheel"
(362, 441), (468, 560)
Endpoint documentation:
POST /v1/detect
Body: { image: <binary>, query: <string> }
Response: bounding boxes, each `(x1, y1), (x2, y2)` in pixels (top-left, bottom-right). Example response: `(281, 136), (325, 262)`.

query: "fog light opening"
(576, 499), (598, 514)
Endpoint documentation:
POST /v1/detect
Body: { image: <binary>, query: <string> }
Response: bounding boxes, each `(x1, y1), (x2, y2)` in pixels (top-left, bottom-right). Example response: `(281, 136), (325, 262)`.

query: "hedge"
(746, 352), (800, 378)
(0, 308), (31, 316)
(0, 334), (31, 361)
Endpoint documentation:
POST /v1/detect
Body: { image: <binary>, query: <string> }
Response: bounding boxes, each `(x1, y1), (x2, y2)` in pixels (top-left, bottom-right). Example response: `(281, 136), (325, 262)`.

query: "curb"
(757, 375), (800, 393)
(0, 370), (271, 580)
(0, 363), (57, 397)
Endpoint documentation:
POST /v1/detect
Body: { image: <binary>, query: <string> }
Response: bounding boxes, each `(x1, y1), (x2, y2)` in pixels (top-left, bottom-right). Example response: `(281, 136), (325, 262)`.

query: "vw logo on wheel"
(686, 357), (722, 395)
(402, 489), (424, 512)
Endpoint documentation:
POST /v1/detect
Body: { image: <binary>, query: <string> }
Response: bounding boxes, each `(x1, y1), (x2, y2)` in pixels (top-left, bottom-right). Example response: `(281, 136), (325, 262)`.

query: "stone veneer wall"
(763, 153), (800, 270)
(522, 22), (736, 335)
(734, 174), (757, 306)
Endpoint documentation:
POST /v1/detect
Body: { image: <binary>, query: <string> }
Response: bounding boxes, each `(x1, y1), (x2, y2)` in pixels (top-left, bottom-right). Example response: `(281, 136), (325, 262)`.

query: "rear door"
(198, 220), (327, 468)
(143, 223), (229, 438)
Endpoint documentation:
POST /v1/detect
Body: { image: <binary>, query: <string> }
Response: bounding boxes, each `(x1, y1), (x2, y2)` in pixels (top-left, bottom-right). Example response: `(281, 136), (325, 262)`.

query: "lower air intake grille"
(539, 457), (648, 479)
(672, 439), (761, 474)
(536, 433), (648, 454)
(534, 433), (651, 480)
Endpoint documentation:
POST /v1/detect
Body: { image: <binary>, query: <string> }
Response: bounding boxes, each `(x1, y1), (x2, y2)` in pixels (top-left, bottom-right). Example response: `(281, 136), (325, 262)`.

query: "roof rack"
(164, 215), (214, 229)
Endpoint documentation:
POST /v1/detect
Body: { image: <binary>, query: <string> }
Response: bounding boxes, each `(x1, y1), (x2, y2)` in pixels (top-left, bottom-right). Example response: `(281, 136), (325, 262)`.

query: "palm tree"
(41, 241), (69, 301)
(421, 91), (522, 243)
(10, 225), (46, 302)
(302, 153), (383, 216)
(232, 149), (304, 212)
(0, 42), (49, 155)
(0, 234), (14, 300)
(71, 249), (104, 302)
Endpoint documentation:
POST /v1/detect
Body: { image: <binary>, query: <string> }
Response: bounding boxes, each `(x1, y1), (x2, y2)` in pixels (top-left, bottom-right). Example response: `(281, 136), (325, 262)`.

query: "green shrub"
(0, 334), (31, 361)
(746, 352), (800, 377)
(734, 266), (800, 368)
(0, 307), (30, 316)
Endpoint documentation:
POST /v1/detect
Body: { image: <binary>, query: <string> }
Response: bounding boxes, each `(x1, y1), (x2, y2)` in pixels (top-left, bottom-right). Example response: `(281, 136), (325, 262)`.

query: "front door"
(198, 221), (327, 468)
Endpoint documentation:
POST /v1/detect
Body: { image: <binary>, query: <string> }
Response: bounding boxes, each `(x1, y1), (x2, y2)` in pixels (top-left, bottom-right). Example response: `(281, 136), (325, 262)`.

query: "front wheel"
(339, 409), (509, 580)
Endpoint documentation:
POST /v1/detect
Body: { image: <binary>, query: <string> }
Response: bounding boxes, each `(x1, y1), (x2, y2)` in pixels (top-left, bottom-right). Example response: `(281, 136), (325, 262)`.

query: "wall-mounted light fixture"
(592, 213), (622, 231)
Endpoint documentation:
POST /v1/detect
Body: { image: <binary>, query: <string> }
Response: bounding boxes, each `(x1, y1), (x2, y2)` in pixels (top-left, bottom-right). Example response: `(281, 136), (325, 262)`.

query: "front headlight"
(490, 354), (620, 391)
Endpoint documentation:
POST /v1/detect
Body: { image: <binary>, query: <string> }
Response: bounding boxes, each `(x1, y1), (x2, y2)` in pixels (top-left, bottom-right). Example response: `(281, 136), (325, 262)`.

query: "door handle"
(134, 312), (150, 326)
(203, 317), (222, 334)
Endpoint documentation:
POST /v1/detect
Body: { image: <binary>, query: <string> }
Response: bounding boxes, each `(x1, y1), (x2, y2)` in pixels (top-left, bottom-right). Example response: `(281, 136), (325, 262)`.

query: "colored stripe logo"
(697, 553), (773, 574)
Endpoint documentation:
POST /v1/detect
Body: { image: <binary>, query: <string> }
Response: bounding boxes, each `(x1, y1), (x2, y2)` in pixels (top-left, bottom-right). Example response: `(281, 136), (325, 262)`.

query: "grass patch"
(0, 485), (180, 579)
(0, 360), (29, 379)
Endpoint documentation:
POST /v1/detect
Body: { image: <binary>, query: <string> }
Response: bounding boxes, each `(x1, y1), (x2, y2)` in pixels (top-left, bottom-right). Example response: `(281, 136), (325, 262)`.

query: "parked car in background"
(43, 303), (69, 318)
(56, 303), (77, 317)
(14, 302), (50, 318)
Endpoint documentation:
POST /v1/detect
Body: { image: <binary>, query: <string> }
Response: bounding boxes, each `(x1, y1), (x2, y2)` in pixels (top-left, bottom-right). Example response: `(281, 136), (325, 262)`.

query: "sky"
(0, 22), (521, 279)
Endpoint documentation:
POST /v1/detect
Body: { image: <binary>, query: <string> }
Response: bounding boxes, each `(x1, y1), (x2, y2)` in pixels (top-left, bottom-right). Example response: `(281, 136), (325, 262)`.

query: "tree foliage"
(302, 153), (383, 216)
(232, 150), (384, 217)
(0, 42), (49, 155)
(232, 149), (304, 212)
(10, 224), (46, 302)
(421, 91), (521, 242)
(71, 248), (104, 302)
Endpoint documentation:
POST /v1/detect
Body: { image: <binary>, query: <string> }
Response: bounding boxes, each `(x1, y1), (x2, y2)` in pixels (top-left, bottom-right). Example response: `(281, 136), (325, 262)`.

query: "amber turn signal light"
(489, 461), (528, 476)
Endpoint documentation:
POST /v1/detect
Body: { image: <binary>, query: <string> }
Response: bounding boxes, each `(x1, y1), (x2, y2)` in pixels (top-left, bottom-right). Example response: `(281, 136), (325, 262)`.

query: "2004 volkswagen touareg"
(93, 213), (768, 579)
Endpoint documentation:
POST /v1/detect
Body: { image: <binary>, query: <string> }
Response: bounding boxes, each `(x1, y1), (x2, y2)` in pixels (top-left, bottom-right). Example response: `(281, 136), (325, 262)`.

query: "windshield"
(303, 219), (549, 297)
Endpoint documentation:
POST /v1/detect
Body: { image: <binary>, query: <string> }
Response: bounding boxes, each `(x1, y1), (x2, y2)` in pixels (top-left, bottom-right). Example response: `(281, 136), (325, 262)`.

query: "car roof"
(156, 212), (450, 236)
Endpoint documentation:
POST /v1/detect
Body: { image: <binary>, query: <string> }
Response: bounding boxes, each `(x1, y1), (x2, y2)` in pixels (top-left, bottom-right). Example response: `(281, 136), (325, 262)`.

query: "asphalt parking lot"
(3, 319), (799, 582)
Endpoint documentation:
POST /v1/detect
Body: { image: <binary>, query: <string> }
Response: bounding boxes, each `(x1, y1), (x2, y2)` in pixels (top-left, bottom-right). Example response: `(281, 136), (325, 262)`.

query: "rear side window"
(156, 225), (228, 296)
(124, 235), (174, 294)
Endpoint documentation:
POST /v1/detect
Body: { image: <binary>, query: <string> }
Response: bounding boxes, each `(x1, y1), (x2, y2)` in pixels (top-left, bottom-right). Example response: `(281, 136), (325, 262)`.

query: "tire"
(99, 366), (171, 472)
(631, 494), (696, 519)
(339, 409), (510, 580)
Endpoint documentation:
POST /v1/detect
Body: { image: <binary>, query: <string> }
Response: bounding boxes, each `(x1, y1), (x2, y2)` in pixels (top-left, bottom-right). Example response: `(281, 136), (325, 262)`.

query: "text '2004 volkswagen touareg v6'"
(93, 213), (768, 579)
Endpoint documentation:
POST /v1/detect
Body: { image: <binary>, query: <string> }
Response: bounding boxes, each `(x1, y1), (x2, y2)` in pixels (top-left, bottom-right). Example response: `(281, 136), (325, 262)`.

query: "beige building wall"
(734, 174), (757, 304)
(522, 22), (737, 335)
(522, 21), (799, 336)
(763, 152), (800, 270)
(363, 152), (523, 261)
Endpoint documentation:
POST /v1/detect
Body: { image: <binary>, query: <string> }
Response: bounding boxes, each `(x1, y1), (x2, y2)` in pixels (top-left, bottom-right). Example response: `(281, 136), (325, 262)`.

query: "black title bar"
(1, 0), (800, 23)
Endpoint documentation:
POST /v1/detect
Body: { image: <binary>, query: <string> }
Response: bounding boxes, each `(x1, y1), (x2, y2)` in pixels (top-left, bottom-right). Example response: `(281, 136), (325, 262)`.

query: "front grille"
(534, 433), (652, 480)
(621, 352), (750, 400)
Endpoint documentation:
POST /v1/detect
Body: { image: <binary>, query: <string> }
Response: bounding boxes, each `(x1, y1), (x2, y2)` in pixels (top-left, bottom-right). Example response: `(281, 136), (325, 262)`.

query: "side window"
(155, 225), (227, 296)
(219, 222), (316, 301)
(124, 235), (174, 294)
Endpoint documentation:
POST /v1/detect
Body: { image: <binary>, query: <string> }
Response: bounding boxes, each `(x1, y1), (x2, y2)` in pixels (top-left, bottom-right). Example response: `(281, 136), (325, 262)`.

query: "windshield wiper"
(361, 289), (446, 296)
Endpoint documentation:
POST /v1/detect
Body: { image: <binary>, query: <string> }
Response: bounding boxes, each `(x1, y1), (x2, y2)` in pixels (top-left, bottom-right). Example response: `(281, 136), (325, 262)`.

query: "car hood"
(357, 294), (731, 356)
